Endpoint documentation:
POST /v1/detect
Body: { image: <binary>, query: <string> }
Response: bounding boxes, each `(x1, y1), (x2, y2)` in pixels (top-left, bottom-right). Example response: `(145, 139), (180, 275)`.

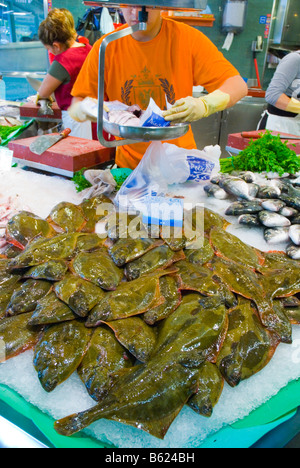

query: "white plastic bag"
(115, 141), (221, 213)
(100, 7), (115, 35)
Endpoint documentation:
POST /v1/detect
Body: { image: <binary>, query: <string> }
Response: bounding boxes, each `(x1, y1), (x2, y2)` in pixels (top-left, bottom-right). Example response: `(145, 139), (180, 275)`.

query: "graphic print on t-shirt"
(121, 66), (176, 109)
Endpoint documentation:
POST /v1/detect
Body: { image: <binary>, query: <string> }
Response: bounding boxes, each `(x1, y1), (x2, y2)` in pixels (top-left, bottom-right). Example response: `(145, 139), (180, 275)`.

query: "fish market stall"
(1, 0), (300, 451)
(0, 143), (300, 448)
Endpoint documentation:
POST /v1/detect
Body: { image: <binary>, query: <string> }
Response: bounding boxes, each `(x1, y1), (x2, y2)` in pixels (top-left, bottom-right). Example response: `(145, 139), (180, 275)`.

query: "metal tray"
(103, 120), (190, 142)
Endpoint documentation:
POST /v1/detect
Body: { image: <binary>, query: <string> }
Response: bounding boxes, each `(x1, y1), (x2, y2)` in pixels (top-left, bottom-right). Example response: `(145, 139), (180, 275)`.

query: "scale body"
(84, 0), (208, 148)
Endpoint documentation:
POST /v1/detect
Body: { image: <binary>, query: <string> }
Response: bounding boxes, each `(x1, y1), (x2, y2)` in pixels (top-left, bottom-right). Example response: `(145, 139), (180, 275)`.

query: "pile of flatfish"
(0, 194), (300, 442)
(204, 171), (300, 260)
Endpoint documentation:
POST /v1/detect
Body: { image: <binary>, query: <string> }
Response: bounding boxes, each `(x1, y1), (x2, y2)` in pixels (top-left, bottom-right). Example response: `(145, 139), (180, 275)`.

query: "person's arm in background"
(162, 75), (248, 123)
(36, 61), (69, 102)
(68, 39), (101, 122)
(265, 53), (300, 113)
(37, 74), (62, 100)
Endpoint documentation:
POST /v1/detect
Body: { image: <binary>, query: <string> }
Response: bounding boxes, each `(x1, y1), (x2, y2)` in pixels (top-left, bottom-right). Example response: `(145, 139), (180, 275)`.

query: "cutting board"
(8, 135), (115, 177)
(20, 102), (62, 120)
(227, 130), (300, 154)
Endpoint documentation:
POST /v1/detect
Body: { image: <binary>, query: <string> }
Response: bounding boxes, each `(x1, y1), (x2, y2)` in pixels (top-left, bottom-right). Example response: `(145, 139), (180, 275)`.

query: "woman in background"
(48, 8), (90, 65)
(258, 51), (300, 135)
(37, 8), (92, 139)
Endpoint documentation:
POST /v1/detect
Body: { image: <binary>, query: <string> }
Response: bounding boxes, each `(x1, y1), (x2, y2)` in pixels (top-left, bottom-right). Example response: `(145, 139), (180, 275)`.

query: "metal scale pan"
(103, 120), (190, 142)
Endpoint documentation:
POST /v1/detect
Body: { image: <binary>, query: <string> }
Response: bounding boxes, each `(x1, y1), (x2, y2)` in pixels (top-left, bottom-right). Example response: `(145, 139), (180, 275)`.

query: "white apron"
(258, 110), (300, 136)
(61, 110), (93, 140)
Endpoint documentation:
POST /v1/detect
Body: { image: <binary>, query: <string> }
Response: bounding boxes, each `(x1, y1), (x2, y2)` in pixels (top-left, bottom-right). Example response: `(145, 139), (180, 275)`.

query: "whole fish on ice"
(286, 243), (300, 260)
(264, 227), (291, 245)
(219, 177), (254, 201)
(204, 184), (228, 200)
(261, 200), (286, 213)
(238, 214), (261, 227)
(258, 211), (291, 228)
(289, 225), (300, 246)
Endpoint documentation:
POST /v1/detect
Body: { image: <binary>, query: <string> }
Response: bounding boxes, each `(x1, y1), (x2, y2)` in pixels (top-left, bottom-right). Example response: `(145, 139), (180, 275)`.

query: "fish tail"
(54, 404), (110, 436)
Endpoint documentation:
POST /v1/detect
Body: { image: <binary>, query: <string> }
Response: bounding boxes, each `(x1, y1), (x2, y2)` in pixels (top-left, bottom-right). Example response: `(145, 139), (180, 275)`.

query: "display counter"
(0, 166), (299, 449)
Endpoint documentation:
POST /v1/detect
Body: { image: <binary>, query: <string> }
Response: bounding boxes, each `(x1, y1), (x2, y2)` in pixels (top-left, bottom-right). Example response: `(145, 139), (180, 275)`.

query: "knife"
(26, 77), (55, 101)
(241, 131), (300, 141)
(30, 128), (71, 155)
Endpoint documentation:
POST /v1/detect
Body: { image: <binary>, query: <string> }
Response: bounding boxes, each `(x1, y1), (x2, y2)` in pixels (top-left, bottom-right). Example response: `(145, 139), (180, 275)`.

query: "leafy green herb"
(72, 168), (92, 193)
(114, 173), (130, 191)
(221, 130), (300, 176)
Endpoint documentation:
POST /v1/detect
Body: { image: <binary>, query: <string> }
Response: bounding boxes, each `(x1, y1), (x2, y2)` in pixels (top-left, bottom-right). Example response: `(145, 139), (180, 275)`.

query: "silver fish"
(289, 225), (300, 246)
(248, 183), (260, 198)
(37, 99), (54, 116)
(292, 214), (300, 225)
(238, 214), (261, 227)
(258, 186), (281, 199)
(258, 211), (291, 228)
(210, 175), (224, 185)
(291, 176), (300, 187)
(203, 184), (228, 200)
(240, 171), (256, 183)
(261, 199), (286, 213)
(225, 201), (263, 216)
(287, 243), (300, 260)
(264, 227), (290, 245)
(280, 206), (299, 218)
(219, 177), (253, 201)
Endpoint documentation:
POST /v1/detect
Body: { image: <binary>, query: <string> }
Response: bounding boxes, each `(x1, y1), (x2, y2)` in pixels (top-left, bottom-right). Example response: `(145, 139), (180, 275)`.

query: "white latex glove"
(68, 98), (98, 123)
(162, 90), (230, 123)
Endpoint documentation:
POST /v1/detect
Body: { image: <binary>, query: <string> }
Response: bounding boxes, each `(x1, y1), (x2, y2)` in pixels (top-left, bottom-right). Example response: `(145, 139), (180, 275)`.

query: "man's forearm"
(218, 75), (248, 108)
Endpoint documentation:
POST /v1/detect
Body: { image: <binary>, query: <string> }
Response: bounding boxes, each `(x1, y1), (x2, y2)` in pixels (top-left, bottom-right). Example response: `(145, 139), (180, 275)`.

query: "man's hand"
(162, 90), (230, 123)
(68, 98), (98, 123)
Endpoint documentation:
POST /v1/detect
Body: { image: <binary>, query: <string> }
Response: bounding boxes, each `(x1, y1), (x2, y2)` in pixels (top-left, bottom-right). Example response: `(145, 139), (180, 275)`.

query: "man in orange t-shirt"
(70, 8), (247, 169)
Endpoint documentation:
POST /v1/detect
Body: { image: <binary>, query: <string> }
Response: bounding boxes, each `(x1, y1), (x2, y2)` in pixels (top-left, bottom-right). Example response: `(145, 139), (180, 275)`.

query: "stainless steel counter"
(191, 95), (267, 154)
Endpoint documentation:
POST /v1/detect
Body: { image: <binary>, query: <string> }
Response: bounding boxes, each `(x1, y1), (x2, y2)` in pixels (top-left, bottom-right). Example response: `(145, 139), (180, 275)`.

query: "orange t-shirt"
(72, 18), (240, 169)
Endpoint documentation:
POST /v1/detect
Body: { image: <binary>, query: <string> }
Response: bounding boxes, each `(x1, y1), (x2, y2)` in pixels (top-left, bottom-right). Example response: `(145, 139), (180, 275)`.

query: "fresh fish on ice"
(225, 201), (263, 216)
(210, 175), (224, 185)
(219, 177), (253, 201)
(204, 184), (228, 200)
(289, 225), (300, 246)
(264, 227), (290, 245)
(280, 206), (298, 218)
(292, 214), (300, 224)
(291, 176), (300, 187)
(238, 214), (261, 227)
(287, 243), (300, 260)
(248, 183), (260, 198)
(261, 200), (286, 213)
(257, 186), (281, 199)
(240, 172), (256, 183)
(258, 211), (291, 228)
(279, 192), (300, 211)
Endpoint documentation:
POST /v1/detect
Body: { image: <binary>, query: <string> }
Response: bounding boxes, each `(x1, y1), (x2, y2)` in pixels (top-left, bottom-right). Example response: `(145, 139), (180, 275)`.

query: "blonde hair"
(38, 8), (77, 46)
